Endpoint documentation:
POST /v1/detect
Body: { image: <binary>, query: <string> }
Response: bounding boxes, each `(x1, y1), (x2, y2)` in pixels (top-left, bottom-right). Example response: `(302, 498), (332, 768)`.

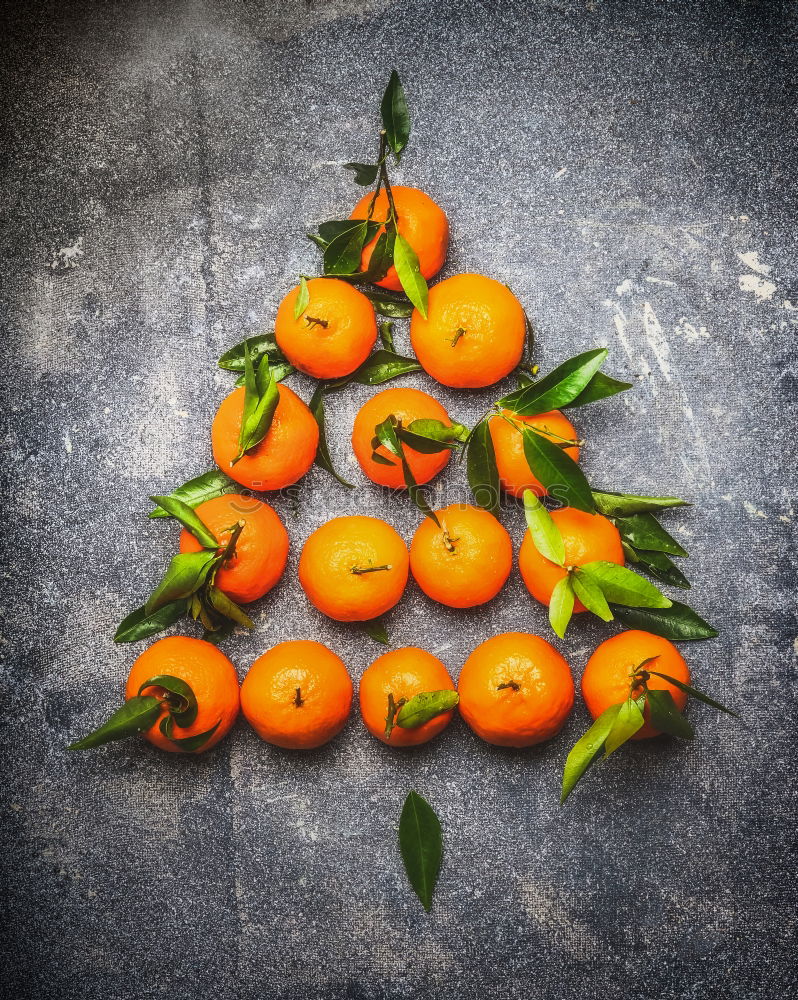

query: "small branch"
(497, 681), (521, 692)
(351, 564), (392, 575)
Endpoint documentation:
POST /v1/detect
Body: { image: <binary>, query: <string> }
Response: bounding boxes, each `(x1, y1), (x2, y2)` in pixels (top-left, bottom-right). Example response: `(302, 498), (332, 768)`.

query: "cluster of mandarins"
(72, 169), (699, 780)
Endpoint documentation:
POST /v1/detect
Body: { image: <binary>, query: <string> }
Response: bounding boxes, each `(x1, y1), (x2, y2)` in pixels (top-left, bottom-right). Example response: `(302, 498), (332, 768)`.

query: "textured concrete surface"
(2, 1), (797, 998)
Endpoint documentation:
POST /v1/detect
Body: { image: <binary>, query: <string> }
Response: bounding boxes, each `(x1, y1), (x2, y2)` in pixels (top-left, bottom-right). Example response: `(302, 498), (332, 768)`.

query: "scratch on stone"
(642, 302), (672, 381)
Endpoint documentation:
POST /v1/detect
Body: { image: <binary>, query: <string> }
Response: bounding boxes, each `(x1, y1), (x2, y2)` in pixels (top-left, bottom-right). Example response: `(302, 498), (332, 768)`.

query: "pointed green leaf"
(309, 386), (354, 488)
(563, 371), (633, 408)
(362, 290), (414, 318)
(521, 426), (596, 513)
(114, 600), (188, 643)
(613, 512), (688, 557)
(234, 347), (280, 462)
(591, 490), (689, 517)
(648, 671), (739, 717)
(499, 348), (608, 415)
(366, 229), (396, 282)
(398, 419), (469, 454)
(467, 420), (500, 518)
(381, 70), (411, 158)
(379, 321), (395, 352)
(343, 162), (379, 186)
(571, 569), (614, 621)
(324, 220), (368, 276)
(148, 470), (238, 519)
(611, 601), (717, 640)
(399, 791), (441, 912)
(523, 491), (565, 566)
(145, 551), (218, 614)
(397, 691), (459, 729)
(160, 713), (222, 752)
(647, 689), (694, 739)
(604, 697), (645, 756)
(393, 234), (428, 318)
(149, 495), (218, 549)
(69, 696), (162, 750)
(561, 703), (622, 803)
(294, 276), (310, 319)
(363, 618), (389, 645)
(218, 333), (288, 372)
(629, 547), (691, 590)
(579, 561), (671, 608)
(351, 349), (422, 385)
(206, 585), (255, 629)
(549, 575), (575, 639)
(202, 619), (235, 646)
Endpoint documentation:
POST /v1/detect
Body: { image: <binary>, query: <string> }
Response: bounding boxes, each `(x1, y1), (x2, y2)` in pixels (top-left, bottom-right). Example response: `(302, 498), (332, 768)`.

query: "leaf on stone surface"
(648, 671), (739, 717)
(561, 703), (622, 803)
(590, 490), (689, 517)
(114, 600), (188, 643)
(466, 420), (501, 518)
(380, 70), (411, 158)
(399, 791), (442, 912)
(578, 561), (671, 608)
(343, 161), (380, 186)
(68, 696), (163, 750)
(499, 348), (608, 415)
(610, 601), (717, 640)
(613, 512), (688, 557)
(562, 371), (633, 408)
(148, 471), (238, 519)
(309, 386), (354, 488)
(149, 495), (218, 549)
(646, 689), (694, 740)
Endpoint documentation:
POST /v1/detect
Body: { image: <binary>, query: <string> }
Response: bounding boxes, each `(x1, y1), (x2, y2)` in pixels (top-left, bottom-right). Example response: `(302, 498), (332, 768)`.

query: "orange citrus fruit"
(178, 494), (289, 604)
(274, 277), (377, 379)
(359, 647), (455, 747)
(298, 515), (409, 622)
(410, 503), (512, 608)
(240, 640), (353, 749)
(124, 636), (240, 754)
(350, 185), (448, 291)
(581, 630), (690, 739)
(351, 386), (455, 488)
(518, 508), (624, 612)
(409, 273), (526, 388)
(458, 632), (574, 747)
(211, 383), (319, 491)
(489, 409), (580, 497)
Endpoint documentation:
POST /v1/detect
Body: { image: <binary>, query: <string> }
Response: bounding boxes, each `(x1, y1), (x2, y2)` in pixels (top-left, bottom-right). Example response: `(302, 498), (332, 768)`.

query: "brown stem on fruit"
(384, 692), (407, 740)
(351, 564), (392, 575)
(305, 315), (329, 330)
(443, 530), (459, 554)
(220, 520), (245, 563)
(497, 681), (520, 692)
(449, 328), (466, 347)
(294, 687), (304, 708)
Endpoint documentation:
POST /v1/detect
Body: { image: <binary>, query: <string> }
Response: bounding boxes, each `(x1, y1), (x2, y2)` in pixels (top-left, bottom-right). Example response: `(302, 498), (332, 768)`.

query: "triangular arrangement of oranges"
(70, 73), (737, 911)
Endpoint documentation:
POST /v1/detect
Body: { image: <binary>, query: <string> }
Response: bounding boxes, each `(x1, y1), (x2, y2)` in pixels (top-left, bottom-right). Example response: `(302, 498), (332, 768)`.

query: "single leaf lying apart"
(381, 69), (411, 158)
(148, 470), (238, 519)
(399, 791), (442, 912)
(309, 386), (354, 488)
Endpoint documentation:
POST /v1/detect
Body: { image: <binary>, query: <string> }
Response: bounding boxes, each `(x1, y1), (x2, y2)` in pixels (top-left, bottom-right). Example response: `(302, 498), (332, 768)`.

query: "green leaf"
(646, 689), (694, 740)
(398, 419), (469, 454)
(202, 619), (235, 646)
(309, 386), (354, 488)
(523, 491), (565, 566)
(114, 599), (188, 643)
(159, 714), (222, 752)
(318, 219), (365, 244)
(372, 417), (440, 526)
(149, 495), (218, 549)
(603, 697), (645, 756)
(521, 426), (596, 513)
(467, 420), (500, 518)
(396, 691), (459, 729)
(294, 275), (310, 319)
(563, 371), (633, 408)
(610, 601), (718, 640)
(343, 162), (379, 186)
(561, 703), (622, 803)
(366, 229), (396, 282)
(613, 512), (688, 557)
(218, 333), (289, 373)
(548, 575), (575, 639)
(148, 470), (238, 519)
(399, 791), (441, 912)
(69, 696), (162, 750)
(206, 586), (255, 629)
(571, 569), (613, 621)
(351, 349), (422, 385)
(393, 235), (428, 318)
(145, 550), (218, 614)
(362, 290), (414, 318)
(136, 673), (198, 726)
(591, 490), (689, 517)
(379, 321), (395, 352)
(234, 345), (280, 462)
(629, 547), (691, 590)
(579, 561), (671, 608)
(499, 348), (608, 415)
(648, 671), (739, 717)
(324, 220), (369, 276)
(381, 69), (410, 158)
(363, 618), (389, 645)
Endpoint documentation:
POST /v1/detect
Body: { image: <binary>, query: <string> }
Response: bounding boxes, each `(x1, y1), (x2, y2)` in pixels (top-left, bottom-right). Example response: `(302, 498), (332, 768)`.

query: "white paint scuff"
(736, 251), (771, 276)
(642, 302), (672, 381)
(738, 273), (777, 301)
(50, 237), (84, 270)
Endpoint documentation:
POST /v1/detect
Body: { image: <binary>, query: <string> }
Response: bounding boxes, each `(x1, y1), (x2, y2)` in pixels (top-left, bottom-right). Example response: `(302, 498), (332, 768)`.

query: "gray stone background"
(2, 1), (796, 997)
